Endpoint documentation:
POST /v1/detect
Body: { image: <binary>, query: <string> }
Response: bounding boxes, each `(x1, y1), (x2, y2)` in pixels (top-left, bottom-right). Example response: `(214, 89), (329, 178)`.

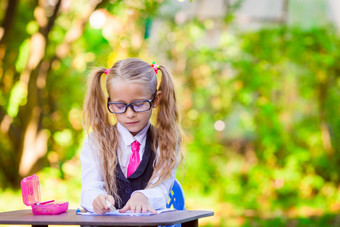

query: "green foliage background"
(0, 0), (340, 226)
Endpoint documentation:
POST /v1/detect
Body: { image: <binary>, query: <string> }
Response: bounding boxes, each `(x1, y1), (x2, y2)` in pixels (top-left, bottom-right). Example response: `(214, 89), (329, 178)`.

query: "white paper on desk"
(79, 208), (174, 216)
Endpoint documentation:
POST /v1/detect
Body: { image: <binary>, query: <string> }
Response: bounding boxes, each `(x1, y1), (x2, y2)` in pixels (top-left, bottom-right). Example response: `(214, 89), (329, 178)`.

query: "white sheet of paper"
(78, 208), (174, 216)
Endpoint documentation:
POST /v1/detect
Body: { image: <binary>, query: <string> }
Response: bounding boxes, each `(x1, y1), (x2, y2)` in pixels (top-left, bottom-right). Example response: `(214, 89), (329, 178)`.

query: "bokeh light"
(89, 10), (106, 29)
(214, 120), (225, 131)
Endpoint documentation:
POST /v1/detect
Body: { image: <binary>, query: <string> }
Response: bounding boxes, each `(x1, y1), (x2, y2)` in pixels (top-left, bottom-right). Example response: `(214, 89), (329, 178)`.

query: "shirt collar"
(117, 122), (150, 146)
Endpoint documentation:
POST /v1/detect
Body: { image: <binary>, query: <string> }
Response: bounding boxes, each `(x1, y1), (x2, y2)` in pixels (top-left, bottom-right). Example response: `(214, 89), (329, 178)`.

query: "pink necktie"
(127, 141), (140, 178)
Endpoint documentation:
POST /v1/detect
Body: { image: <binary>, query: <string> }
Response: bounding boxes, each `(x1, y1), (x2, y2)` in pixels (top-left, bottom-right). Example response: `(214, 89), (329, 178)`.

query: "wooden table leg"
(182, 219), (198, 227)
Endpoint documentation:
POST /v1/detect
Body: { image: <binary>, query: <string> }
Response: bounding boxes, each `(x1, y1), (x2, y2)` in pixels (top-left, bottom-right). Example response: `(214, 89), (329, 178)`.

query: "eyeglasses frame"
(107, 93), (156, 114)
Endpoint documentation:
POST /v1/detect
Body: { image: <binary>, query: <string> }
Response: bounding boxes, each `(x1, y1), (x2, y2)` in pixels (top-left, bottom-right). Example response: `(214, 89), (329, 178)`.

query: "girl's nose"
(125, 106), (136, 118)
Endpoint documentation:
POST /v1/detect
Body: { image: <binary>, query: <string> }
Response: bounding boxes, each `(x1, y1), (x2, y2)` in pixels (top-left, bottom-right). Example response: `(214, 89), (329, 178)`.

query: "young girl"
(80, 58), (182, 214)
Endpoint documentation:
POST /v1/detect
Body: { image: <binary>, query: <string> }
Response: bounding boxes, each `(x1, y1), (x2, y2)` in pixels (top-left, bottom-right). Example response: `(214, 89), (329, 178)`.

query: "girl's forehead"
(108, 78), (153, 100)
(110, 78), (145, 89)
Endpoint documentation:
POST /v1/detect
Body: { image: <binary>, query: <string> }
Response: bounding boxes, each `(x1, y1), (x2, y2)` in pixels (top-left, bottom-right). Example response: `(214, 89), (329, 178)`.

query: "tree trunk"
(17, 0), (107, 179)
(0, 0), (19, 85)
(0, 0), (109, 188)
(0, 0), (19, 44)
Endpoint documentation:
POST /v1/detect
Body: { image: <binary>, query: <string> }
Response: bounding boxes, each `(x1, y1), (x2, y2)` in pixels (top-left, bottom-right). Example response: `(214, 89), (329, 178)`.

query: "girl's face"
(108, 79), (160, 136)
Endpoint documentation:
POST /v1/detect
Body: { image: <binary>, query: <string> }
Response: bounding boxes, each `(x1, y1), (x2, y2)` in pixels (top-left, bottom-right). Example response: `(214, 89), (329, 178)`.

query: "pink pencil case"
(21, 174), (68, 215)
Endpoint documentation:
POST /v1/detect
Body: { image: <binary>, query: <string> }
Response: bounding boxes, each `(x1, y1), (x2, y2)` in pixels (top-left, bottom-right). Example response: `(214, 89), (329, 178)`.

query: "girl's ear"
(153, 91), (162, 108)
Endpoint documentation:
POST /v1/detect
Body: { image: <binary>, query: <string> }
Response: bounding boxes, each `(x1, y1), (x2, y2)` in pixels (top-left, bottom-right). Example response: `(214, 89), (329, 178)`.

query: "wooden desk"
(0, 209), (214, 227)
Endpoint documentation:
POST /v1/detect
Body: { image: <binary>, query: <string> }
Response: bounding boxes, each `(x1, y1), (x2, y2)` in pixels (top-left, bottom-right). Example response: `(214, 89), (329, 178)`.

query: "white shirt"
(80, 122), (177, 212)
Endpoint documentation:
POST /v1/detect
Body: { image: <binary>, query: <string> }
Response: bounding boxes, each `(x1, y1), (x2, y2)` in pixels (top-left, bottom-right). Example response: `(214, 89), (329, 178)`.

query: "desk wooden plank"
(0, 209), (214, 226)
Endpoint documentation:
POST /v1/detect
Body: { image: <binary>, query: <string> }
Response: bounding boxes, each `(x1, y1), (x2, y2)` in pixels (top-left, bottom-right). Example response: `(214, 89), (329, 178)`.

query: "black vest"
(114, 128), (155, 209)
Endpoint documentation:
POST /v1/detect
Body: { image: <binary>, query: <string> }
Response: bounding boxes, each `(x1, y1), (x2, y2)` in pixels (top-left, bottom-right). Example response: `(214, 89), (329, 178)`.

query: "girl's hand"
(92, 194), (115, 214)
(119, 192), (157, 214)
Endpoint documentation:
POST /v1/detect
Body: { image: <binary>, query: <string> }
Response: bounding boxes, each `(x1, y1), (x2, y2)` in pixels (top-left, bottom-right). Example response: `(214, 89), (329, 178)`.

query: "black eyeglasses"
(107, 95), (155, 114)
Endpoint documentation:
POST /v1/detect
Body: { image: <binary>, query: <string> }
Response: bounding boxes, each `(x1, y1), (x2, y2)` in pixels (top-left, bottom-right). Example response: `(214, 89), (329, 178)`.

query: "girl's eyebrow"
(110, 97), (150, 103)
(110, 99), (125, 103)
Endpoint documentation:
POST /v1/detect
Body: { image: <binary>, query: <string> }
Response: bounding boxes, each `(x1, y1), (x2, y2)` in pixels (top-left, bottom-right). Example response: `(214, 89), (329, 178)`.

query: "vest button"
(125, 188), (131, 193)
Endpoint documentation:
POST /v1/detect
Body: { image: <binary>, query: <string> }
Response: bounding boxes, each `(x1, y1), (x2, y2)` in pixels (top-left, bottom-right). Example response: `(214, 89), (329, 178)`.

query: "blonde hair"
(83, 58), (182, 206)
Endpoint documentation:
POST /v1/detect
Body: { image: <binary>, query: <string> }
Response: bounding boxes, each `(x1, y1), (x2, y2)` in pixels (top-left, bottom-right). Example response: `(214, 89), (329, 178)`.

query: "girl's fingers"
(101, 199), (108, 209)
(93, 207), (99, 214)
(105, 195), (115, 205)
(96, 195), (106, 207)
(119, 203), (130, 213)
(130, 204), (136, 213)
(119, 197), (156, 214)
(135, 204), (142, 213)
(94, 207), (105, 214)
(93, 194), (111, 214)
(141, 205), (147, 213)
(147, 205), (157, 214)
